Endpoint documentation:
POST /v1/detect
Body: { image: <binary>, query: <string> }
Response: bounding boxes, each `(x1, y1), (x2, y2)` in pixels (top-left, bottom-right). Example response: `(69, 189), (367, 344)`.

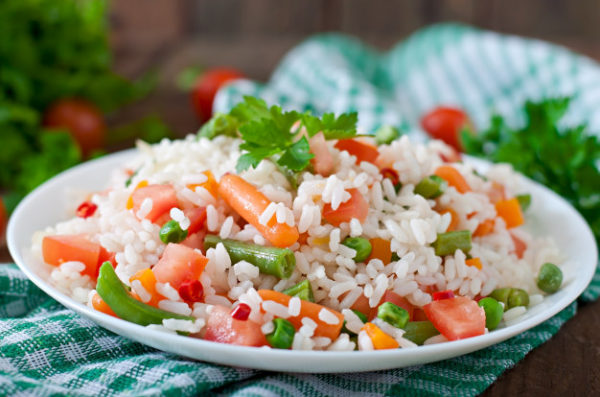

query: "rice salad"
(30, 97), (564, 351)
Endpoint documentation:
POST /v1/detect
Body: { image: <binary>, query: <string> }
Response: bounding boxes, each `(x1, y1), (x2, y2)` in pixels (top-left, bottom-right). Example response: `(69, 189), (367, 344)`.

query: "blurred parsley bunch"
(0, 0), (170, 211)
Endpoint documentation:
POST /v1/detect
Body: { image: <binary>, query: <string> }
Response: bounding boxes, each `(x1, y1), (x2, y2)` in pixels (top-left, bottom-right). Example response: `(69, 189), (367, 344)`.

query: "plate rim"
(7, 149), (598, 373)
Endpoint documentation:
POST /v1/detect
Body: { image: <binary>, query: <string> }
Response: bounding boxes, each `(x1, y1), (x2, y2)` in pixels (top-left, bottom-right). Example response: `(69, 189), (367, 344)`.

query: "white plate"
(7, 150), (598, 373)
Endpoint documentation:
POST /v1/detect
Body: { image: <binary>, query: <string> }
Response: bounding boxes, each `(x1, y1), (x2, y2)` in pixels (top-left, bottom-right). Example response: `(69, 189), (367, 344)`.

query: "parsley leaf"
(462, 97), (600, 247)
(277, 137), (314, 171)
(302, 112), (358, 139)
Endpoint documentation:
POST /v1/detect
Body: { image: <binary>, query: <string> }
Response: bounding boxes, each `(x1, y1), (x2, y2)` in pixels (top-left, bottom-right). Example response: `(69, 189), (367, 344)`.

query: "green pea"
(377, 302), (409, 329)
(490, 288), (511, 308)
(266, 318), (295, 349)
(537, 263), (563, 294)
(516, 193), (532, 212)
(159, 220), (188, 244)
(374, 125), (400, 145)
(342, 237), (372, 263)
(414, 175), (447, 199)
(478, 297), (503, 330)
(507, 288), (529, 309)
(402, 321), (439, 345)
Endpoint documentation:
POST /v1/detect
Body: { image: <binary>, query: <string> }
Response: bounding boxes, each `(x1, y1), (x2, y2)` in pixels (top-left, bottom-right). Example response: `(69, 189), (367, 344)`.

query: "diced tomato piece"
(181, 231), (206, 251)
(350, 294), (371, 316)
(334, 139), (379, 164)
(152, 243), (208, 289)
(423, 296), (486, 341)
(368, 290), (415, 321)
(432, 290), (455, 301)
(184, 207), (207, 235)
(203, 305), (267, 346)
(42, 235), (101, 278)
(487, 182), (506, 204)
(131, 184), (178, 223)
(323, 188), (368, 226)
(95, 246), (116, 278)
(412, 308), (429, 322)
(511, 233), (527, 259)
(309, 132), (334, 176)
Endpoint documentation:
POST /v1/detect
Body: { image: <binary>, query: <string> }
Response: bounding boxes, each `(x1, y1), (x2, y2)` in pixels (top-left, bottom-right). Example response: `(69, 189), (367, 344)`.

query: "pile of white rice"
(30, 133), (562, 350)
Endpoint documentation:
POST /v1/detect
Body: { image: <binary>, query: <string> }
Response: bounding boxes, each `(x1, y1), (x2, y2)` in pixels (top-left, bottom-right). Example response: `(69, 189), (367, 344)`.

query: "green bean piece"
(402, 321), (440, 345)
(414, 175), (448, 199)
(197, 113), (239, 140)
(352, 309), (368, 323)
(377, 302), (410, 329)
(432, 230), (472, 256)
(516, 193), (532, 212)
(159, 220), (188, 244)
(477, 297), (503, 330)
(490, 288), (512, 308)
(266, 318), (296, 349)
(391, 252), (400, 262)
(204, 235), (295, 279)
(342, 237), (372, 263)
(507, 288), (529, 309)
(282, 280), (315, 302)
(374, 125), (401, 145)
(96, 262), (194, 326)
(537, 262), (563, 294)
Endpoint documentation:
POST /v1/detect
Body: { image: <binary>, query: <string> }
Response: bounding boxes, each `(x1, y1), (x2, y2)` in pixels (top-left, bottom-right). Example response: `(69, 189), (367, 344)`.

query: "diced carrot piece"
(309, 132), (334, 176)
(334, 138), (380, 165)
(434, 165), (471, 194)
(42, 235), (101, 278)
(130, 268), (162, 307)
(131, 184), (179, 223)
(362, 322), (399, 349)
(473, 218), (495, 237)
(322, 188), (368, 226)
(465, 257), (482, 270)
(91, 291), (117, 317)
(258, 290), (344, 340)
(187, 170), (219, 198)
(367, 238), (392, 264)
(218, 174), (299, 248)
(440, 208), (459, 232)
(495, 198), (524, 229)
(126, 180), (148, 210)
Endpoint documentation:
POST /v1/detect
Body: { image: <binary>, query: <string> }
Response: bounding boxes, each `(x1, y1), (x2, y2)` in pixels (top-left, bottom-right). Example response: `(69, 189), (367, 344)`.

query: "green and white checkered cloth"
(2, 23), (599, 396)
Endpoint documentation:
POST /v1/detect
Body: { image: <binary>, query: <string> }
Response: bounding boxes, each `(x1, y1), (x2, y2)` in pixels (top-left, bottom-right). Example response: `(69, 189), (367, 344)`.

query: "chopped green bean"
(507, 288), (529, 309)
(159, 220), (188, 244)
(374, 125), (400, 145)
(414, 175), (447, 199)
(402, 321), (440, 345)
(478, 297), (503, 330)
(282, 280), (314, 302)
(342, 237), (372, 263)
(537, 262), (563, 293)
(377, 302), (409, 329)
(352, 309), (368, 323)
(96, 262), (194, 326)
(516, 193), (531, 211)
(204, 235), (295, 279)
(266, 318), (295, 349)
(432, 230), (472, 256)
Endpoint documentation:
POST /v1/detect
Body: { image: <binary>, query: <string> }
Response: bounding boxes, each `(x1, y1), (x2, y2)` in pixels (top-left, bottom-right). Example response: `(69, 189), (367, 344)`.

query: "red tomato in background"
(43, 98), (106, 156)
(192, 68), (244, 121)
(421, 107), (471, 152)
(423, 296), (485, 341)
(0, 198), (6, 247)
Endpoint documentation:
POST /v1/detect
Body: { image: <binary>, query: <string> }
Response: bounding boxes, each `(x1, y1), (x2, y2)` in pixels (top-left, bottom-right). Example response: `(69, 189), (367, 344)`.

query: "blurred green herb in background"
(0, 0), (171, 212)
(462, 97), (600, 246)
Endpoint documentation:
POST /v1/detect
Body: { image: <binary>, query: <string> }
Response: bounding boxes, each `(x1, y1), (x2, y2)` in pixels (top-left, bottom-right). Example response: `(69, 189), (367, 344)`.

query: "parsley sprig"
(462, 97), (600, 245)
(199, 96), (358, 174)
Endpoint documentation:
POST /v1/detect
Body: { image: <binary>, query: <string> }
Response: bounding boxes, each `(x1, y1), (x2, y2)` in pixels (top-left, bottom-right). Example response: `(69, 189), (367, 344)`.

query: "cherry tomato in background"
(421, 106), (472, 152)
(43, 98), (106, 157)
(191, 68), (244, 121)
(0, 197), (6, 247)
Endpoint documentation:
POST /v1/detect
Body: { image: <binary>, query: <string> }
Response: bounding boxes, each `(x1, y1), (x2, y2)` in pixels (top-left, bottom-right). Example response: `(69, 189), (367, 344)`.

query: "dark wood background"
(4, 1), (600, 395)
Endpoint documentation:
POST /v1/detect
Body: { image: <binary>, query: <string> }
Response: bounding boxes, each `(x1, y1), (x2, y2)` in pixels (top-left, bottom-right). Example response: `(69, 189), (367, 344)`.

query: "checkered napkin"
(2, 24), (599, 396)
